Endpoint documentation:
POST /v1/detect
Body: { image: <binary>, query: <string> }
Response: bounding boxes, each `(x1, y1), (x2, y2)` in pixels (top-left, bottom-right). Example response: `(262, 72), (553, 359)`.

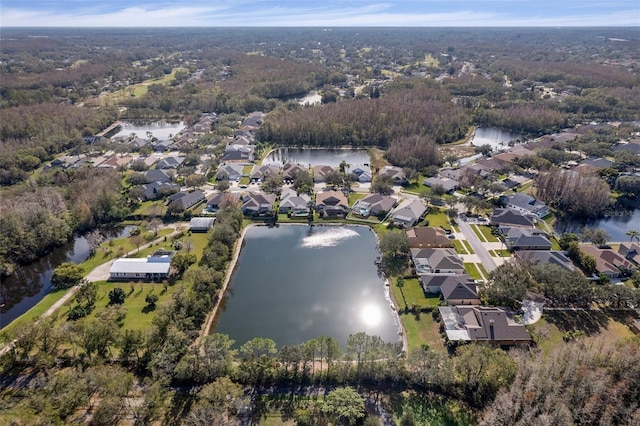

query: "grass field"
(390, 277), (446, 353)
(425, 209), (451, 230)
(476, 225), (499, 242)
(100, 67), (187, 105)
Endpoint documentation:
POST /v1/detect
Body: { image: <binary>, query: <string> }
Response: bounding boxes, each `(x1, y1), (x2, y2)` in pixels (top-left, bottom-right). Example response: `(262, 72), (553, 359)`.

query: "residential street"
(456, 215), (498, 273)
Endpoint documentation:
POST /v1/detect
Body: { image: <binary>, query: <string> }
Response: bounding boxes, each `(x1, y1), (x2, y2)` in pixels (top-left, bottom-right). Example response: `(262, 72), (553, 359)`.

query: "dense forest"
(1, 27), (640, 425)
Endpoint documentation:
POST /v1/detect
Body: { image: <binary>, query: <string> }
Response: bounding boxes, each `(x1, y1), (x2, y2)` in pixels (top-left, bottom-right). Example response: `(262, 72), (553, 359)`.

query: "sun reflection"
(360, 304), (382, 327)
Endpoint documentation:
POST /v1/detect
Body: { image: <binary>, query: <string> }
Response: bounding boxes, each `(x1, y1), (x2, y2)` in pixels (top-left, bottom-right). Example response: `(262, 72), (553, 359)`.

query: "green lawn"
(451, 240), (468, 255)
(491, 249), (511, 257)
(390, 277), (446, 353)
(470, 224), (486, 242)
(477, 263), (489, 280)
(0, 289), (70, 340)
(463, 263), (482, 280)
(425, 209), (451, 230)
(476, 225), (499, 242)
(461, 240), (474, 254)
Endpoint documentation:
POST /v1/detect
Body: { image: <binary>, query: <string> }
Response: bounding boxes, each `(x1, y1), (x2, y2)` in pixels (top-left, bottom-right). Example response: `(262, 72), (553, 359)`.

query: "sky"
(1, 0), (639, 27)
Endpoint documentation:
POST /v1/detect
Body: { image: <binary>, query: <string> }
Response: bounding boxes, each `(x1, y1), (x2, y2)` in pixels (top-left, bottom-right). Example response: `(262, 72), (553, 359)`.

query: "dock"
(96, 121), (122, 137)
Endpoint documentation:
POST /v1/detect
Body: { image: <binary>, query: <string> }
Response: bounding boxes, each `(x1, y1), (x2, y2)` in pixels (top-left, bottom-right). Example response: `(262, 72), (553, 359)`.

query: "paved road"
(456, 215), (497, 273)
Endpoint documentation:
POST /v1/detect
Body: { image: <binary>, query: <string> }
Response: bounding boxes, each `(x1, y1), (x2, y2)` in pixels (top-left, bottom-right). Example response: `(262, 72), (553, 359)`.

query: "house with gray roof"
(418, 273), (472, 294)
(189, 217), (216, 232)
(206, 192), (241, 211)
(350, 165), (373, 183)
(489, 208), (536, 228)
(216, 163), (244, 181)
(411, 248), (465, 275)
(501, 193), (551, 218)
(279, 188), (311, 214)
(283, 163), (310, 183)
(156, 156), (185, 169)
(441, 279), (480, 305)
(423, 177), (459, 193)
(379, 165), (407, 184)
(146, 169), (173, 183)
(515, 250), (576, 271)
(222, 144), (254, 162)
(499, 226), (552, 251)
(167, 190), (205, 211)
(352, 193), (397, 218)
(142, 181), (180, 201)
(109, 251), (175, 281)
(390, 199), (427, 227)
(241, 191), (276, 217)
(439, 306), (531, 345)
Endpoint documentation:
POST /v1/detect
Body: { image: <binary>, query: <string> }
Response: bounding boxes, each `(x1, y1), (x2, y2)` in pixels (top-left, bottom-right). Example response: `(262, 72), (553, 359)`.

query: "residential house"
(216, 163), (244, 181)
(406, 227), (453, 249)
(206, 192), (241, 211)
(242, 111), (264, 130)
(109, 251), (175, 281)
(189, 217), (216, 232)
(316, 190), (349, 217)
(476, 157), (506, 173)
(579, 245), (637, 278)
(501, 193), (551, 218)
(142, 181), (180, 201)
(98, 156), (133, 169)
(222, 144), (254, 162)
(499, 226), (552, 251)
(283, 163), (310, 183)
(619, 242), (640, 265)
(439, 306), (531, 345)
(515, 250), (576, 271)
(279, 188), (311, 214)
(314, 165), (337, 183)
(489, 208), (536, 228)
(241, 191), (276, 216)
(441, 280), (480, 305)
(411, 248), (465, 275)
(146, 169), (173, 183)
(390, 199), (427, 227)
(152, 139), (174, 152)
(418, 273), (472, 294)
(423, 177), (459, 193)
(168, 190), (205, 211)
(156, 156), (185, 169)
(251, 164), (280, 183)
(351, 193), (397, 218)
(350, 164), (373, 183)
(379, 165), (407, 184)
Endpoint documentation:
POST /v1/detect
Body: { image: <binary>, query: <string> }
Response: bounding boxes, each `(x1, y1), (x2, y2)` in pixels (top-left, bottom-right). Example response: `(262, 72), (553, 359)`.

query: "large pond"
(111, 120), (184, 140)
(263, 148), (370, 167)
(0, 226), (136, 329)
(554, 209), (640, 243)
(470, 127), (523, 150)
(214, 225), (400, 348)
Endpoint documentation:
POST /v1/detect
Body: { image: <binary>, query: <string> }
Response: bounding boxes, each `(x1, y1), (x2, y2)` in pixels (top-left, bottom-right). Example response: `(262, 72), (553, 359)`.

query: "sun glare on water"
(360, 304), (382, 327)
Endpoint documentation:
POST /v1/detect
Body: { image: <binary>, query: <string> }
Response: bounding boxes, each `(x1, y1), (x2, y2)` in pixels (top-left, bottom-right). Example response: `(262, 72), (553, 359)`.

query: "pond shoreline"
(199, 223), (406, 351)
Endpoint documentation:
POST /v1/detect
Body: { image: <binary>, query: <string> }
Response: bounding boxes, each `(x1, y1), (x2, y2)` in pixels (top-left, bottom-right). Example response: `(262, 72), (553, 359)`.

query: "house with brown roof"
(283, 163), (310, 183)
(241, 191), (276, 217)
(439, 306), (531, 345)
(579, 245), (637, 278)
(619, 242), (640, 266)
(406, 227), (453, 249)
(251, 164), (280, 183)
(313, 165), (337, 183)
(316, 190), (349, 217)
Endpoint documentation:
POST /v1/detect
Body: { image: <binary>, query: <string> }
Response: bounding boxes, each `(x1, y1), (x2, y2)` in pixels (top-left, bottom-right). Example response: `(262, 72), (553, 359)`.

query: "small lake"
(0, 226), (135, 329)
(470, 127), (523, 150)
(111, 120), (184, 140)
(214, 225), (400, 348)
(263, 148), (370, 167)
(554, 209), (640, 243)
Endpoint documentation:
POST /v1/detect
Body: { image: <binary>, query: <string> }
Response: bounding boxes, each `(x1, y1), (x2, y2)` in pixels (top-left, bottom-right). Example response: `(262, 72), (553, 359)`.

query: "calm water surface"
(263, 148), (370, 167)
(470, 127), (523, 150)
(214, 225), (400, 348)
(111, 121), (184, 140)
(554, 209), (640, 243)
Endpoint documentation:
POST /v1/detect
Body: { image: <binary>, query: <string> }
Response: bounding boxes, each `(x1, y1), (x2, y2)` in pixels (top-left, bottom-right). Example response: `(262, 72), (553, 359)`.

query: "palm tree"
(397, 276), (407, 312)
(626, 229), (640, 243)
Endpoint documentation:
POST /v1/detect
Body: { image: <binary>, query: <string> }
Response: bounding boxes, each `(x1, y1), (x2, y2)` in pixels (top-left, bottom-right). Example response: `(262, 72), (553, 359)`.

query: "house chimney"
(489, 319), (495, 340)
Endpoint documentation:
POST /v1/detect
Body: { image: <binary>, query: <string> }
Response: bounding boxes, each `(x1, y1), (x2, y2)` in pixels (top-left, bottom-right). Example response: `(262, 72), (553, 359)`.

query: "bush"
(67, 304), (90, 321)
